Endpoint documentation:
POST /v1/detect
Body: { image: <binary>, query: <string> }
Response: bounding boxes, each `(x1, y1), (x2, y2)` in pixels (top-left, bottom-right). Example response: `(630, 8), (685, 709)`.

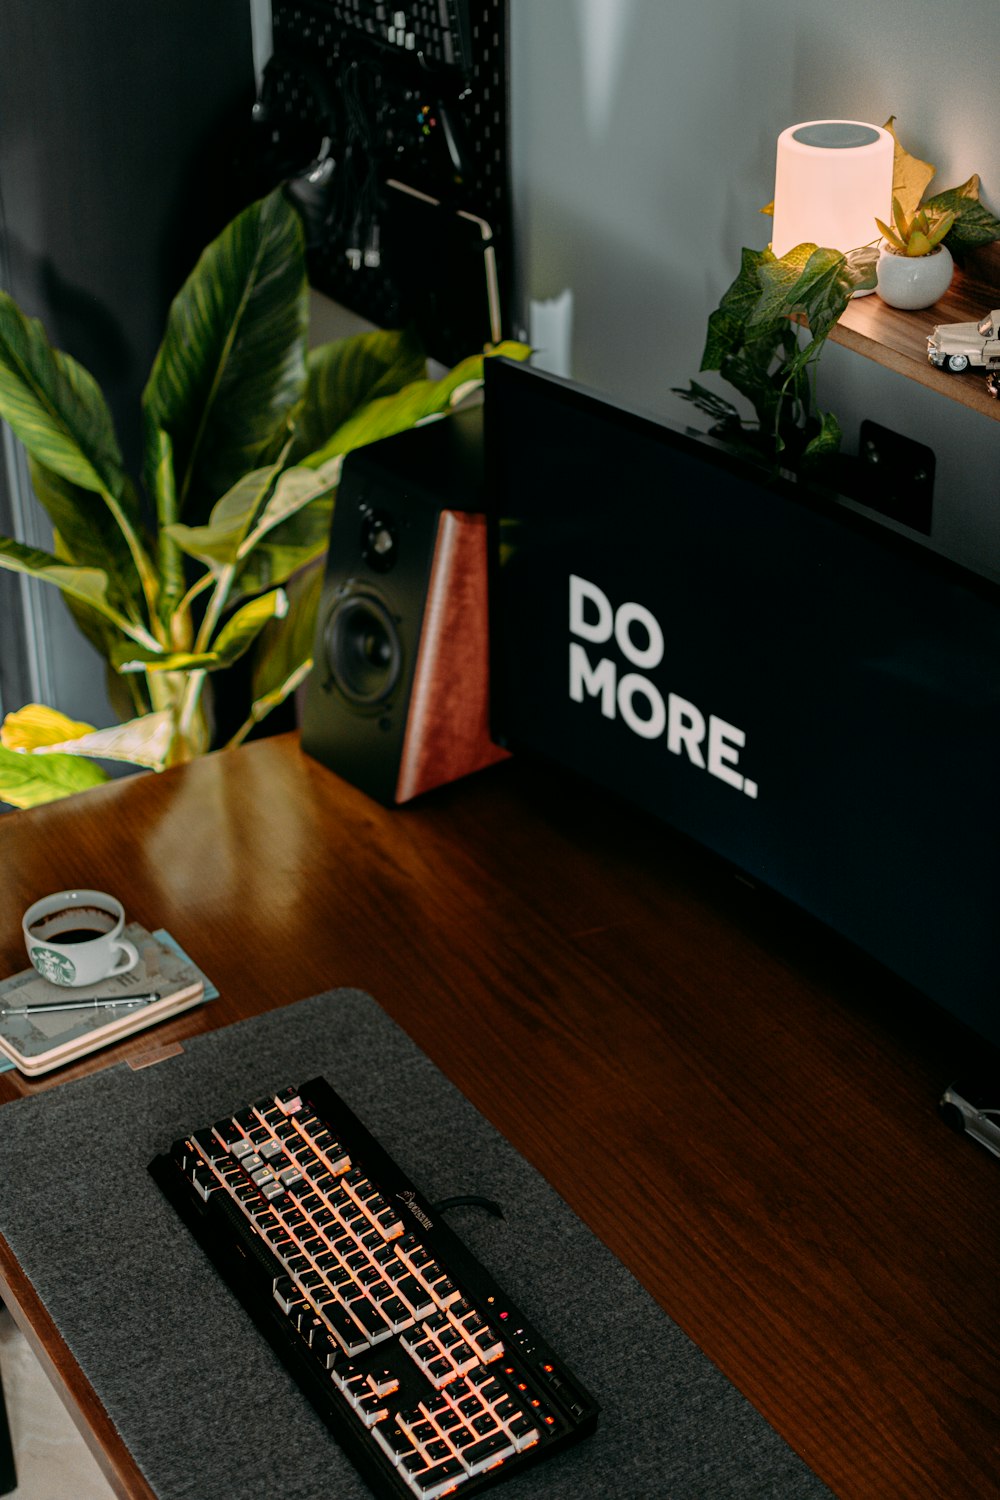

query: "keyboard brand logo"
(396, 1187), (433, 1229)
(568, 574), (758, 799)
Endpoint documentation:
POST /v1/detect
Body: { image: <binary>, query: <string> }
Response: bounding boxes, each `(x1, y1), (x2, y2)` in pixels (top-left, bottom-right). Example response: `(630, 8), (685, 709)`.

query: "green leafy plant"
(0, 187), (527, 807)
(674, 242), (877, 466)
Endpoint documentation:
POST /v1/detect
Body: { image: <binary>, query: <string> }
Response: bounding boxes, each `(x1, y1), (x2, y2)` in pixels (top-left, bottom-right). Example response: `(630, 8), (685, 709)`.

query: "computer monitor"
(485, 357), (1000, 1048)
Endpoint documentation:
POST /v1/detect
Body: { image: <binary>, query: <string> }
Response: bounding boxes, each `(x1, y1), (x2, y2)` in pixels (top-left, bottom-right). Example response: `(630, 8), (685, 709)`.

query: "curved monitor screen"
(485, 357), (1000, 1047)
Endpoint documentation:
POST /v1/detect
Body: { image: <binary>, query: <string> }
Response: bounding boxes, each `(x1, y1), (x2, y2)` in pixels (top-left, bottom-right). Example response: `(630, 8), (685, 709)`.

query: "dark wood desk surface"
(0, 735), (997, 1499)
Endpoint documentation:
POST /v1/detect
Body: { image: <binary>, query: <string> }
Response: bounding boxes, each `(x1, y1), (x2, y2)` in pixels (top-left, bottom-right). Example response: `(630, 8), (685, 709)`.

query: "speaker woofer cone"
(325, 592), (402, 705)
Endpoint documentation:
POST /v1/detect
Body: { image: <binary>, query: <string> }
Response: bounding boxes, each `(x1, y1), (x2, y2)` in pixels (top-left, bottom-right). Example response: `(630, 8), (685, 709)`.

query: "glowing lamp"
(770, 120), (894, 260)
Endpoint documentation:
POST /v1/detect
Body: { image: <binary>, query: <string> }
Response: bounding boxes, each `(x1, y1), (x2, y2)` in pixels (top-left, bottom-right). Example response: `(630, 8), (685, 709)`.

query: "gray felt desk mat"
(0, 990), (831, 1499)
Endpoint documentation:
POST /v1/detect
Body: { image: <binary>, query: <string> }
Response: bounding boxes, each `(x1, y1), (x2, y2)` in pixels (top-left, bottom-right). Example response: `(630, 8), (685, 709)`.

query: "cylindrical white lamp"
(770, 120), (894, 259)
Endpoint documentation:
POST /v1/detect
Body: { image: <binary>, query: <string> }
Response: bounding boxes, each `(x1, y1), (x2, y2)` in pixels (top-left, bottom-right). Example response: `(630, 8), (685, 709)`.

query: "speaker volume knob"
(361, 510), (398, 572)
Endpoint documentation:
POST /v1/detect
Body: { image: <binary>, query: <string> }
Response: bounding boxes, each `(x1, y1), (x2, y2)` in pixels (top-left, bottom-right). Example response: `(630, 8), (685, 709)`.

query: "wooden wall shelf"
(830, 243), (1000, 422)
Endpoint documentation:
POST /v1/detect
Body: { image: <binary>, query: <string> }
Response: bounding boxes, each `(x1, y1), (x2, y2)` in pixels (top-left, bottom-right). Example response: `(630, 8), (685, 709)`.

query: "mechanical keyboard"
(150, 1077), (598, 1498)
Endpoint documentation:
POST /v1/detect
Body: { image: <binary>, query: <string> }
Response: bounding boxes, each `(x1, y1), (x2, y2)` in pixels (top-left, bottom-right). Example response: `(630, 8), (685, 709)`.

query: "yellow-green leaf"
(302, 342), (531, 471)
(250, 564), (322, 707)
(165, 457), (287, 572)
(0, 744), (109, 808)
(114, 648), (221, 674)
(1, 704), (97, 751)
(211, 587), (288, 661)
(229, 564), (323, 746)
(239, 455), (342, 559)
(290, 328), (428, 464)
(116, 588), (288, 675)
(884, 117), (936, 224)
(27, 710), (177, 770)
(229, 492), (335, 604)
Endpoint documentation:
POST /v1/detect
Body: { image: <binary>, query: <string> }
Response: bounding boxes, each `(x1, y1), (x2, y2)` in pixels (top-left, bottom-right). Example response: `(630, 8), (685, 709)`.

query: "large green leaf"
(752, 246), (839, 345)
(0, 291), (157, 604)
(302, 342), (531, 471)
(928, 176), (1000, 253)
(802, 409), (843, 461)
(0, 743), (109, 808)
(229, 491), (335, 603)
(147, 425), (186, 624)
(0, 534), (156, 645)
(241, 457), (342, 554)
(142, 189), (309, 523)
(701, 247), (773, 371)
(165, 462), (284, 573)
(209, 587), (288, 661)
(290, 328), (428, 464)
(223, 457), (340, 605)
(28, 458), (146, 622)
(0, 291), (133, 509)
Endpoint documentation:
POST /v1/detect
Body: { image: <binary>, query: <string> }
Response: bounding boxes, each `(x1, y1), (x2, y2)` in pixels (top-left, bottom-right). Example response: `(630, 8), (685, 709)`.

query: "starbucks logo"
(31, 946), (77, 985)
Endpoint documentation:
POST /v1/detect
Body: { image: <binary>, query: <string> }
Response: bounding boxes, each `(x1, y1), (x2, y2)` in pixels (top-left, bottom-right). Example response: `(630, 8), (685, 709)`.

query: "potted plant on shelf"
(874, 118), (1000, 309)
(874, 197), (956, 309)
(0, 187), (527, 808)
(673, 240), (878, 472)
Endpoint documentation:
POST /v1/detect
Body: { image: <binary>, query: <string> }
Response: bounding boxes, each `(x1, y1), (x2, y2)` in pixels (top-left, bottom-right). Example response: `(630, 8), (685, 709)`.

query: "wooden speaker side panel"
(395, 510), (508, 803)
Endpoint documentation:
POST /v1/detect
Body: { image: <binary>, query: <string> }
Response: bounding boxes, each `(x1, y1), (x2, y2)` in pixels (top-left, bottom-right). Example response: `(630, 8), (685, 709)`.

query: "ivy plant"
(674, 242), (878, 466)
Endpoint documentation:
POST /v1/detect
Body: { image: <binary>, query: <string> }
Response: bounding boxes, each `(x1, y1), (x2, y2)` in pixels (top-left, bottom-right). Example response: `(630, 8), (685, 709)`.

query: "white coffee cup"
(22, 890), (139, 988)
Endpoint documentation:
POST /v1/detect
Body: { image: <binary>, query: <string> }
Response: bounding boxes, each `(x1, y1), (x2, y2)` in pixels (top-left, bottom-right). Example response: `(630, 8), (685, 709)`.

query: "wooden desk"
(0, 735), (996, 1499)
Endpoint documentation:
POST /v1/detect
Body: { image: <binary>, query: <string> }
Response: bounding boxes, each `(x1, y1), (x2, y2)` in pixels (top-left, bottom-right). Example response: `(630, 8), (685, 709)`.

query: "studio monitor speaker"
(300, 405), (507, 805)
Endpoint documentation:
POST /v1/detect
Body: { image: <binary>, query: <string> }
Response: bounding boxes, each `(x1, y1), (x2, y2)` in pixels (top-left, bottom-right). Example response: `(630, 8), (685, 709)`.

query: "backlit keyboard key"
(463, 1431), (514, 1474)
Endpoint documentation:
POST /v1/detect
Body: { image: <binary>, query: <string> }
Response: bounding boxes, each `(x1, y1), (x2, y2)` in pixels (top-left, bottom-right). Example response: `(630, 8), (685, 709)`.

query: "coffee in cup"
(22, 890), (139, 988)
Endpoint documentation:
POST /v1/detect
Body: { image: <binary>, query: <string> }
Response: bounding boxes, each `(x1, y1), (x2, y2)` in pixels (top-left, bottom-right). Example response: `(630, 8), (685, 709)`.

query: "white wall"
(509, 0), (1000, 578)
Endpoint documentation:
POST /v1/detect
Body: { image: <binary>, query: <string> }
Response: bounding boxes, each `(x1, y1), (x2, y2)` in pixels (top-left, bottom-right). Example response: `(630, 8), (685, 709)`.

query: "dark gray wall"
(0, 0), (256, 722)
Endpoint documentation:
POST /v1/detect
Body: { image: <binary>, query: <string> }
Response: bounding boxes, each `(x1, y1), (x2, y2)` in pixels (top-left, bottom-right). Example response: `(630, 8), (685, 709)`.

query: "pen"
(0, 992), (160, 1016)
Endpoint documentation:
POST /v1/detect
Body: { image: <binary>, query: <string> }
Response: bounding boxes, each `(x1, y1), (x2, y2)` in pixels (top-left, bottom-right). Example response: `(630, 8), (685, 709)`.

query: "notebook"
(0, 928), (214, 1076)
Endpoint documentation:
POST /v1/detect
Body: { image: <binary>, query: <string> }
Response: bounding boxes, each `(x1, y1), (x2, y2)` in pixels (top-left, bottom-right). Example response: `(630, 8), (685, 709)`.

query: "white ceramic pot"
(875, 243), (954, 311)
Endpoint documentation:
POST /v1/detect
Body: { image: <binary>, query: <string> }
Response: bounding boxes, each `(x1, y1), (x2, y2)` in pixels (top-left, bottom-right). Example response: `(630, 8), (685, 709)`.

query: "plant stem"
(176, 571), (215, 620)
(177, 563), (236, 744)
(99, 485), (160, 623)
(225, 659), (312, 749)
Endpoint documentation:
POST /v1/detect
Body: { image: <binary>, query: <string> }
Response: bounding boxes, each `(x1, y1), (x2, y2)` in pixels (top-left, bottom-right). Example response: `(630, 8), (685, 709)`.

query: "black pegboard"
(254, 1), (511, 365)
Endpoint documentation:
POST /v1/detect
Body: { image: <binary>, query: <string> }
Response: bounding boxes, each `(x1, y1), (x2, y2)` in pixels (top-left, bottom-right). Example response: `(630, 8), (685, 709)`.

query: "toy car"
(938, 1079), (1000, 1159)
(926, 309), (1000, 374)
